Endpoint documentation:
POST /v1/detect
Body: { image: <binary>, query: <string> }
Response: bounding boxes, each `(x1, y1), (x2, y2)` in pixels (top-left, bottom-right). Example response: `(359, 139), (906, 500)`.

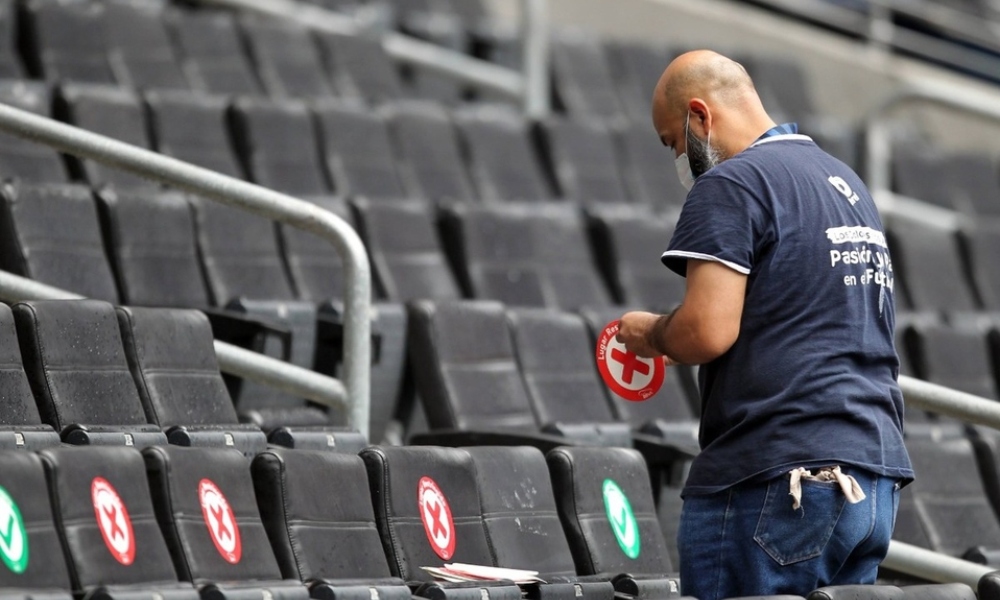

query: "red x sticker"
(199, 479), (241, 564)
(91, 477), (135, 565)
(417, 476), (455, 560)
(596, 320), (665, 402)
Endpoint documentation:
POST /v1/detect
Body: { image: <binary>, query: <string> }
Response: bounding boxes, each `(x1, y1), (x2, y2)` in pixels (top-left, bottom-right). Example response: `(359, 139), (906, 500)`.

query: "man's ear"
(688, 98), (711, 133)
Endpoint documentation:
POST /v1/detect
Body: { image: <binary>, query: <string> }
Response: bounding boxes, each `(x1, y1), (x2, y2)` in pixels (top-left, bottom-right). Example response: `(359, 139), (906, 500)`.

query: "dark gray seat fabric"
(168, 9), (262, 96)
(382, 100), (479, 204)
(239, 17), (334, 99)
(441, 202), (615, 310)
(57, 83), (158, 191)
(251, 448), (412, 600)
(606, 40), (675, 122)
(550, 33), (627, 122)
(103, 0), (190, 91)
(588, 205), (687, 310)
(0, 303), (61, 449)
(116, 306), (267, 458)
(352, 198), (463, 302)
(96, 189), (212, 308)
(614, 120), (688, 211)
(359, 445), (522, 600)
(905, 318), (997, 400)
(541, 117), (631, 204)
(453, 105), (556, 202)
(143, 446), (310, 600)
(963, 222), (1000, 311)
(0, 182), (120, 303)
(278, 196), (352, 304)
(316, 32), (403, 103)
(40, 446), (200, 600)
(23, 0), (116, 85)
(891, 146), (955, 210)
(0, 1), (24, 78)
(14, 299), (166, 448)
(314, 100), (411, 201)
(0, 450), (73, 600)
(145, 89), (244, 179)
(0, 81), (68, 182)
(947, 152), (1000, 217)
(230, 97), (331, 197)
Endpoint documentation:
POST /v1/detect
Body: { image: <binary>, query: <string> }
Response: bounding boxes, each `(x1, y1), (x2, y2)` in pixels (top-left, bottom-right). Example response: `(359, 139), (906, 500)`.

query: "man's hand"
(617, 311), (672, 359)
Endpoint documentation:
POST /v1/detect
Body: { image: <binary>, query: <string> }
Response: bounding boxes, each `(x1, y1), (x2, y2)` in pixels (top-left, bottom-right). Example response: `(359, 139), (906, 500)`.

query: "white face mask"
(675, 152), (695, 192)
(674, 111), (720, 192)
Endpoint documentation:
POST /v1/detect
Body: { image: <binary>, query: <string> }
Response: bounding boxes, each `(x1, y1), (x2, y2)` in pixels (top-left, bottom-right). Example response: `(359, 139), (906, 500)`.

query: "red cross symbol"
(426, 498), (448, 540)
(103, 504), (124, 542)
(91, 477), (135, 566)
(199, 479), (242, 564)
(209, 504), (230, 542)
(610, 348), (650, 385)
(418, 477), (455, 560)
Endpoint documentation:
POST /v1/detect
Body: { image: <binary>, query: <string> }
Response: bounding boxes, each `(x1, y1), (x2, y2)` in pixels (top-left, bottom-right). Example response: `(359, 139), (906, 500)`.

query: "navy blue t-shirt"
(662, 130), (913, 496)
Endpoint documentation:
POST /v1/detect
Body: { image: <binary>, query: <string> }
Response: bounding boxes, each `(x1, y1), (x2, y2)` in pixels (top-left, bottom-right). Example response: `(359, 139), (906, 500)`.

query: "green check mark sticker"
(0, 486), (27, 574)
(603, 479), (640, 559)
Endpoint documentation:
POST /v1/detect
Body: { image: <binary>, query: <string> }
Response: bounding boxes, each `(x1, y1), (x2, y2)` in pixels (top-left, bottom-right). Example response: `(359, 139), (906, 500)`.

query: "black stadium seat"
(169, 10), (262, 96)
(352, 198), (464, 302)
(116, 306), (268, 457)
(0, 182), (120, 302)
(23, 0), (116, 85)
(39, 446), (201, 600)
(0, 450), (73, 600)
(0, 81), (68, 183)
(316, 31), (404, 103)
(452, 105), (556, 202)
(550, 33), (627, 122)
(441, 202), (615, 310)
(57, 83), (158, 191)
(103, 0), (190, 92)
(465, 446), (616, 600)
(382, 100), (480, 204)
(359, 445), (522, 600)
(0, 1), (24, 78)
(314, 100), (411, 201)
(142, 446), (311, 600)
(614, 120), (689, 211)
(0, 303), (61, 450)
(547, 446), (680, 599)
(277, 196), (353, 304)
(540, 117), (632, 204)
(13, 299), (168, 448)
(606, 40), (675, 122)
(251, 447), (412, 600)
(239, 17), (334, 99)
(146, 89), (244, 178)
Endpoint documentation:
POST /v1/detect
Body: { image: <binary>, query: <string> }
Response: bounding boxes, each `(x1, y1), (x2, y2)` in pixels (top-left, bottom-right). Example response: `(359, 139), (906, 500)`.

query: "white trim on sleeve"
(661, 250), (751, 275)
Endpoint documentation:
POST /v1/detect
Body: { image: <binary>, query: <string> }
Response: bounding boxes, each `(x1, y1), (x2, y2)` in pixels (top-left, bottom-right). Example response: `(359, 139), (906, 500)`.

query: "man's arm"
(617, 259), (747, 364)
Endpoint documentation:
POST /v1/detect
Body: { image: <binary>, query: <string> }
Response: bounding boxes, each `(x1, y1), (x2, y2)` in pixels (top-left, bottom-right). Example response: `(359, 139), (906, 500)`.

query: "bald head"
(652, 50), (776, 160)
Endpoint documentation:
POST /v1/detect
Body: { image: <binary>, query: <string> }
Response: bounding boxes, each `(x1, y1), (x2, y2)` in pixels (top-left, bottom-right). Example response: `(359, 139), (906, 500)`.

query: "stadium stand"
(0, 303), (61, 449)
(102, 0), (191, 92)
(239, 17), (335, 99)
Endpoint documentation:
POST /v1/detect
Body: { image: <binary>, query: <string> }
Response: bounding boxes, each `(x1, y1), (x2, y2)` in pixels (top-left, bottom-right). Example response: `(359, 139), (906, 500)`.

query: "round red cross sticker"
(596, 320), (665, 402)
(417, 476), (455, 560)
(199, 479), (241, 564)
(91, 477), (135, 565)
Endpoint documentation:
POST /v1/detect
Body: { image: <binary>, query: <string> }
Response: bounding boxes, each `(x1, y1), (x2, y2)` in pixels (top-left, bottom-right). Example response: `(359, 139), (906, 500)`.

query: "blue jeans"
(677, 467), (900, 600)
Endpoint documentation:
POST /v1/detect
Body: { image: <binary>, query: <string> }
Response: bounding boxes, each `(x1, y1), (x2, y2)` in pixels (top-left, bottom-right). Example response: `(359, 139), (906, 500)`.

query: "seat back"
(360, 446), (494, 581)
(550, 33), (626, 121)
(885, 213), (977, 313)
(0, 1), (23, 78)
(14, 299), (163, 445)
(465, 445), (580, 578)
(615, 121), (688, 211)
(314, 100), (410, 201)
(0, 303), (60, 449)
(0, 451), (73, 593)
(453, 106), (554, 202)
(279, 196), (352, 303)
(57, 83), (156, 191)
(606, 40), (674, 122)
(143, 446), (292, 585)
(891, 146), (955, 210)
(964, 222), (1000, 311)
(383, 101), (478, 204)
(40, 446), (191, 594)
(146, 90), (244, 178)
(103, 0), (189, 91)
(547, 446), (673, 576)
(317, 32), (403, 103)
(252, 448), (401, 582)
(442, 202), (614, 310)
(240, 17), (333, 99)
(97, 189), (212, 308)
(407, 299), (538, 432)
(0, 81), (66, 182)
(908, 319), (997, 399)
(353, 199), (462, 302)
(23, 0), (115, 85)
(230, 97), (330, 197)
(541, 117), (630, 204)
(169, 9), (261, 96)
(0, 182), (119, 303)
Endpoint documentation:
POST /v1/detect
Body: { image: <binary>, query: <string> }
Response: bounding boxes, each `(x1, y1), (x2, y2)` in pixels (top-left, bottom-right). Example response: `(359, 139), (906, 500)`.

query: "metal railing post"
(522, 0), (551, 119)
(884, 541), (992, 587)
(0, 103), (371, 439)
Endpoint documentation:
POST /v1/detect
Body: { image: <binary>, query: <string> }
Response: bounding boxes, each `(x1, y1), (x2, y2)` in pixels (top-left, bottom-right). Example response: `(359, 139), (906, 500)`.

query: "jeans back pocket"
(753, 478), (847, 565)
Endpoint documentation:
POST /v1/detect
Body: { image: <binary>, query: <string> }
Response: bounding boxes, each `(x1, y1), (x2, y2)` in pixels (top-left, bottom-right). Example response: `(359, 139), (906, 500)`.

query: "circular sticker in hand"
(596, 320), (665, 402)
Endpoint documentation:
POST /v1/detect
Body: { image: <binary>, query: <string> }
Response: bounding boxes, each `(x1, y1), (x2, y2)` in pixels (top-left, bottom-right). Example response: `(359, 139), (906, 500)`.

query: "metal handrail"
(0, 103), (371, 438)
(884, 541), (992, 588)
(197, 0), (551, 119)
(0, 271), (348, 410)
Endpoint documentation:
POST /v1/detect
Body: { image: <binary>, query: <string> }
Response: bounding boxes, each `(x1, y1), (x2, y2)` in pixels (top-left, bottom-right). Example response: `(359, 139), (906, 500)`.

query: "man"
(616, 50), (912, 600)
